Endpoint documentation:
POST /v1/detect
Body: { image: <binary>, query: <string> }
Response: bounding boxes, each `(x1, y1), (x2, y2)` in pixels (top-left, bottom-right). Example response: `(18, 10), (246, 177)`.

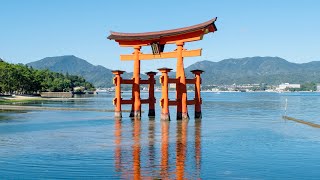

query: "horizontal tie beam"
(187, 99), (196, 105)
(140, 80), (150, 84)
(141, 99), (150, 104)
(121, 79), (156, 84)
(168, 100), (178, 106)
(120, 49), (202, 61)
(121, 79), (133, 84)
(186, 79), (196, 84)
(121, 99), (133, 104)
(168, 78), (179, 84)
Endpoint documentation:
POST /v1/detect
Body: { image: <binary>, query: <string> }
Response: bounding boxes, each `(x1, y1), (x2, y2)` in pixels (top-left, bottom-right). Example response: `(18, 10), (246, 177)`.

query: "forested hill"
(186, 57), (320, 85)
(0, 60), (94, 94)
(27, 55), (114, 87)
(27, 55), (320, 87)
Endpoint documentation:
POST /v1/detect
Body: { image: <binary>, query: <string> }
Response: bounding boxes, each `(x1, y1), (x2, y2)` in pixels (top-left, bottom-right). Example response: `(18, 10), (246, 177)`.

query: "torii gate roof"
(107, 18), (217, 46)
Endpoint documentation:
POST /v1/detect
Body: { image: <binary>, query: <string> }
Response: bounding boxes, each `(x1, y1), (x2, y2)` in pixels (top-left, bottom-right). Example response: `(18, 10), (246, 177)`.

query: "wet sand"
(0, 105), (133, 112)
(0, 95), (132, 112)
(1, 95), (72, 101)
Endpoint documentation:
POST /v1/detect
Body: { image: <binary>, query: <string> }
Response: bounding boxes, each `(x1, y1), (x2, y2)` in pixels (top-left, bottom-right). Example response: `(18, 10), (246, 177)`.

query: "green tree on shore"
(0, 60), (94, 94)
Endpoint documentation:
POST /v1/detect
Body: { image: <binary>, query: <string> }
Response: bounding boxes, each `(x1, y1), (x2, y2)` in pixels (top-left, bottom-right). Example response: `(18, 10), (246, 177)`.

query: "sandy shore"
(0, 95), (74, 101)
(0, 105), (123, 112)
(0, 95), (136, 112)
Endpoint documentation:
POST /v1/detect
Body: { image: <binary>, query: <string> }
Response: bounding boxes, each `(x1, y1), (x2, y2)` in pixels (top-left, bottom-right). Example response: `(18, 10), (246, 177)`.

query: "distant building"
(278, 83), (300, 90)
(317, 84), (320, 91)
(211, 88), (219, 92)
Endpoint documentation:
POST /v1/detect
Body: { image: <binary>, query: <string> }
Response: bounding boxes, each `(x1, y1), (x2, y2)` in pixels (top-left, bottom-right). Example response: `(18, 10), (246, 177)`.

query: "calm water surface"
(1, 92), (320, 179)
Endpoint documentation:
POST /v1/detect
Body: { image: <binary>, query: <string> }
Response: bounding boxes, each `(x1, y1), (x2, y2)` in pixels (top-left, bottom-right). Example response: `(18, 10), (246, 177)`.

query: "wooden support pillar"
(130, 87), (135, 117)
(191, 70), (204, 118)
(146, 71), (157, 117)
(158, 68), (172, 121)
(176, 42), (188, 120)
(112, 70), (125, 118)
(131, 46), (142, 118)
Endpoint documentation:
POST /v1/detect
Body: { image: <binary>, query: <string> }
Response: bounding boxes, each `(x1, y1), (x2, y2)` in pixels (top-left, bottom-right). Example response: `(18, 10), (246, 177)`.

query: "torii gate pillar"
(176, 42), (188, 120)
(132, 46), (141, 118)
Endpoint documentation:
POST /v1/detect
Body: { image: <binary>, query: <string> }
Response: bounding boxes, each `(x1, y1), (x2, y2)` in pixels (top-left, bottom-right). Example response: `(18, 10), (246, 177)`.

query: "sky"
(1, 0), (320, 72)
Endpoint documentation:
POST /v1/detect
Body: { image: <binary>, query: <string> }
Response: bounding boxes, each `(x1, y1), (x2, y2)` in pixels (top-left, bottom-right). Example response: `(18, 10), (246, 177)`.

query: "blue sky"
(1, 0), (319, 72)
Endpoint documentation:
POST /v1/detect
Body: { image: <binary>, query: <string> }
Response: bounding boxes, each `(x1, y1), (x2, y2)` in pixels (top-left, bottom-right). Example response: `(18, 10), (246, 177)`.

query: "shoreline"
(0, 95), (86, 102)
(0, 104), (132, 113)
(0, 95), (132, 112)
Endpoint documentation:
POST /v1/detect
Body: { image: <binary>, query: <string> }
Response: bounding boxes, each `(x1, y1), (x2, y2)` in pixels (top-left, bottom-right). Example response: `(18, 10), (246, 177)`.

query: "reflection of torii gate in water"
(114, 118), (202, 179)
(108, 18), (217, 120)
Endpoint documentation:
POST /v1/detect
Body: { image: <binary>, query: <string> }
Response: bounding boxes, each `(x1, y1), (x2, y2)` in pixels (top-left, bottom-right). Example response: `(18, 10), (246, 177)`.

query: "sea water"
(0, 92), (320, 179)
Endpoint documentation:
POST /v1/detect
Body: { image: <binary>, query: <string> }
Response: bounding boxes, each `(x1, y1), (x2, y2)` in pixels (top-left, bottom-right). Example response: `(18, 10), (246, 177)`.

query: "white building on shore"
(277, 83), (300, 91)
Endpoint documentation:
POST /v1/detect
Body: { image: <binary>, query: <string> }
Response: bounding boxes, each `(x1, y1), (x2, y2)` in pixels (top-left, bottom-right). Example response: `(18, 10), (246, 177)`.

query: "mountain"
(27, 55), (320, 87)
(27, 55), (115, 87)
(27, 55), (149, 88)
(185, 56), (320, 85)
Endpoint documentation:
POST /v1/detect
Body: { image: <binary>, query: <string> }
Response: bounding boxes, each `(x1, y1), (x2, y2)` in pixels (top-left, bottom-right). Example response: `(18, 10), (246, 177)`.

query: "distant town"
(96, 82), (320, 93)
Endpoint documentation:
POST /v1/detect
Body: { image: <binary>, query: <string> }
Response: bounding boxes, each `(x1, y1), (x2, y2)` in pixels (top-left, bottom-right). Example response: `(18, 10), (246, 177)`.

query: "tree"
(300, 82), (317, 91)
(0, 60), (95, 94)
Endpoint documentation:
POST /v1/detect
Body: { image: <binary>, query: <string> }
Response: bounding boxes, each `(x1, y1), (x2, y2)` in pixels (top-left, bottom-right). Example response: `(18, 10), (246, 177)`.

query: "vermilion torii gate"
(108, 18), (217, 120)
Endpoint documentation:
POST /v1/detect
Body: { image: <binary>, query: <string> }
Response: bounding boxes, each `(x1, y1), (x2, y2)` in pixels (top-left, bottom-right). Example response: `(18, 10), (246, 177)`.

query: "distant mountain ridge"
(186, 56), (320, 85)
(27, 55), (320, 87)
(27, 55), (115, 87)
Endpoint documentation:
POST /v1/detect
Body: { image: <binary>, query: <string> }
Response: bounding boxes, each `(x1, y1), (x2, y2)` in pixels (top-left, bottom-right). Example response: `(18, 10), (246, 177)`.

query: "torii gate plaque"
(108, 18), (217, 120)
